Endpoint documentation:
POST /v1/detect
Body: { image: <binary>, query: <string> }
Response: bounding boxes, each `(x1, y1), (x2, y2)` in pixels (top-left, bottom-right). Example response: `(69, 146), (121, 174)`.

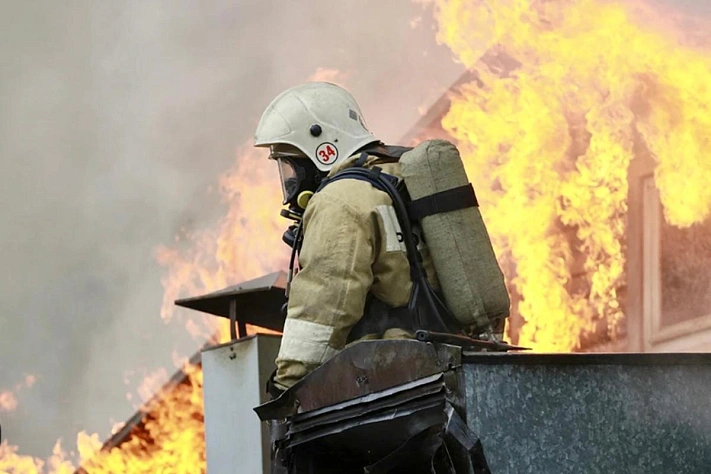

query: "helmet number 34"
(316, 142), (339, 165)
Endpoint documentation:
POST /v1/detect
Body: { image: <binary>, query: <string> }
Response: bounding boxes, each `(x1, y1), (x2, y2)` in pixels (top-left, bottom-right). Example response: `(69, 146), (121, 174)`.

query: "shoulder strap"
(358, 143), (413, 162)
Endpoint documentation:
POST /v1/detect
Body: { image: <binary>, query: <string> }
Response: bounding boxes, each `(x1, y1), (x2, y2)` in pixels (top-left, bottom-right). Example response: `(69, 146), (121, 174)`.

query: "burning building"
(402, 53), (711, 354)
(77, 72), (711, 471)
(71, 0), (711, 472)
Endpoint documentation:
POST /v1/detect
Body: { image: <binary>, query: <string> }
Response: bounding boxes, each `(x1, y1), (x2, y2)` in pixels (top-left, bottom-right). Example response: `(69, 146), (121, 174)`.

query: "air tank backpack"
(299, 139), (510, 334)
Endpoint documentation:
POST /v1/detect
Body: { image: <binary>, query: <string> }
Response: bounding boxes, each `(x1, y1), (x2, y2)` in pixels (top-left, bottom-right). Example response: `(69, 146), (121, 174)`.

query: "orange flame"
(76, 363), (206, 474)
(431, 0), (711, 351)
(0, 363), (206, 473)
(1, 143), (286, 473)
(71, 144), (287, 472)
(155, 143), (288, 343)
(0, 440), (75, 474)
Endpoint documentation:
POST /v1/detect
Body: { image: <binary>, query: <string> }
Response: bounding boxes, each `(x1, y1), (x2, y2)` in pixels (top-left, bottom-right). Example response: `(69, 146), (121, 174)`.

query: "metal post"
(229, 298), (237, 341)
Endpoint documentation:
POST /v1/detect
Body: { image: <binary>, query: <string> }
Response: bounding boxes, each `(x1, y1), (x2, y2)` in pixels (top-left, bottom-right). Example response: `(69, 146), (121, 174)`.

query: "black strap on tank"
(407, 183), (479, 221)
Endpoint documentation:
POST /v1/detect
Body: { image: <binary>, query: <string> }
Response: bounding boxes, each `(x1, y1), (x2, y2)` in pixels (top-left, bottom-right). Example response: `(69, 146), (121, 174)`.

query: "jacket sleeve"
(274, 191), (375, 388)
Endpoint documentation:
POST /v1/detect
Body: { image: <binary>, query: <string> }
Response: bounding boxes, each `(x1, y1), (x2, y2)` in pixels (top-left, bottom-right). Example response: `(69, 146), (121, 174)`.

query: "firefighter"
(255, 82), (511, 395)
(254, 82), (442, 394)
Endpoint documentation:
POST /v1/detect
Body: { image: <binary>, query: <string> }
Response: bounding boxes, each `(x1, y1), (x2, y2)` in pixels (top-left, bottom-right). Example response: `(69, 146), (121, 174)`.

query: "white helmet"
(254, 82), (378, 172)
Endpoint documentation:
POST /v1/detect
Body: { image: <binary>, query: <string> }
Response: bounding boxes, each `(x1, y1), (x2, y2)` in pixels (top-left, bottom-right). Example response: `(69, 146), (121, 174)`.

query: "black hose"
(285, 220), (303, 298)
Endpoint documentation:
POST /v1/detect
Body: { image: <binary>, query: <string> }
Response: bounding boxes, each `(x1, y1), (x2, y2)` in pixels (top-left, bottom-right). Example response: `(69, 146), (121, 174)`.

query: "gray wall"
(464, 354), (711, 474)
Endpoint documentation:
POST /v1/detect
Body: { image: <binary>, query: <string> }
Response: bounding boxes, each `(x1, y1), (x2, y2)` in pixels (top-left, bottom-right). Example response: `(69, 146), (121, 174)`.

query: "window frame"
(641, 175), (711, 348)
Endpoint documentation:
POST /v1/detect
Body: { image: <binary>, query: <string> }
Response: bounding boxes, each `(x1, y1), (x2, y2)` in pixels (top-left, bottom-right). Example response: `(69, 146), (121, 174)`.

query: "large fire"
(0, 147), (285, 473)
(2, 0), (710, 472)
(432, 0), (711, 351)
(155, 144), (287, 343)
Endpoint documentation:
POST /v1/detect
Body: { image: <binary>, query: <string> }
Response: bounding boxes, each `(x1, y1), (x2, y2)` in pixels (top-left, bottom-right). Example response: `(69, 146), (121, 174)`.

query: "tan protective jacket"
(274, 154), (438, 389)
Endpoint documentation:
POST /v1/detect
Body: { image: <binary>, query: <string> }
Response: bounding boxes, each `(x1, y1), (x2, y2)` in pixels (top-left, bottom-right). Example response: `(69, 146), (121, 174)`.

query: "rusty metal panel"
(201, 334), (281, 474)
(256, 340), (460, 420)
(293, 340), (460, 413)
(462, 352), (711, 474)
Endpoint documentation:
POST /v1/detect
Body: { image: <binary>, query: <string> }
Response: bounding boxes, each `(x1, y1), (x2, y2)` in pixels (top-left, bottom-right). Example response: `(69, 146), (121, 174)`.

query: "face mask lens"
(276, 158), (298, 203)
(283, 177), (298, 201)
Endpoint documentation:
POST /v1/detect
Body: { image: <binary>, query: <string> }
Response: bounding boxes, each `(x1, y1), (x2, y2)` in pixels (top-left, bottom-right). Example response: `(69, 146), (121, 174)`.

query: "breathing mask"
(269, 145), (323, 247)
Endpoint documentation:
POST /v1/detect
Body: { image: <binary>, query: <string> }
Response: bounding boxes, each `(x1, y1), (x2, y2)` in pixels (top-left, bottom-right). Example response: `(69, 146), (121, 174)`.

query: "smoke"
(671, 0), (711, 15)
(0, 0), (463, 458)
